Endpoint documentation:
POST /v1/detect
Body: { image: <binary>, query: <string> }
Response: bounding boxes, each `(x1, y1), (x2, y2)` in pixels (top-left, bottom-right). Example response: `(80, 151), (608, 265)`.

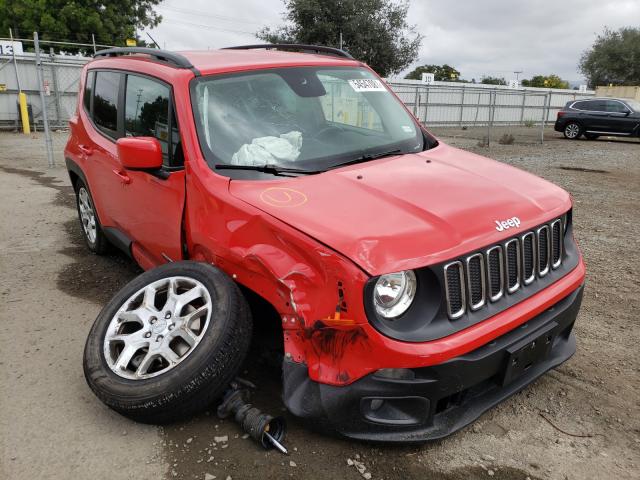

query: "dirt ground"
(0, 128), (638, 480)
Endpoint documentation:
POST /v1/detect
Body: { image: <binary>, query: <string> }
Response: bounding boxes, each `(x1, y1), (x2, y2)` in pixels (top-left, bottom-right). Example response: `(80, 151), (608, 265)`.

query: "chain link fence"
(388, 81), (594, 146)
(0, 33), (113, 165)
(1, 35), (596, 166)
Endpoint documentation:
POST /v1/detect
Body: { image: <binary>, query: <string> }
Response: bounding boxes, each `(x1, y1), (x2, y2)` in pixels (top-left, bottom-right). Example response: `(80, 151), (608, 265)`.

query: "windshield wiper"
(215, 163), (321, 176)
(328, 149), (403, 170)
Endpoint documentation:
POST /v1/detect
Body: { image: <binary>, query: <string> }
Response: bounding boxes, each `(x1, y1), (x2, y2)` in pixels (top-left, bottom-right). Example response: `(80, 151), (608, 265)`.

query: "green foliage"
(258, 0), (422, 77)
(523, 119), (535, 128)
(579, 27), (640, 88)
(521, 75), (569, 89)
(404, 64), (460, 81)
(480, 76), (506, 86)
(0, 0), (162, 54)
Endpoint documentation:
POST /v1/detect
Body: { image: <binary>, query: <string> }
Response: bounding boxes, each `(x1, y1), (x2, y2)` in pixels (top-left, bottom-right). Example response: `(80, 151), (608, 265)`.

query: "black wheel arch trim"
(102, 227), (133, 258)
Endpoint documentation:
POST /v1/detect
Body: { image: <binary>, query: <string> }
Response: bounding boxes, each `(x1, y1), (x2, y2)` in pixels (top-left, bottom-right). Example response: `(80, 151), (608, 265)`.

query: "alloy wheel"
(103, 276), (212, 380)
(565, 123), (580, 139)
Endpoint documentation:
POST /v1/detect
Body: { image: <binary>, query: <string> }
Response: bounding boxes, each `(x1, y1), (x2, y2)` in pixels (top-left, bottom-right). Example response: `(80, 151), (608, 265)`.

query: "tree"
(521, 75), (569, 89)
(257, 0), (422, 77)
(480, 76), (506, 86)
(0, 0), (162, 54)
(404, 64), (460, 81)
(579, 27), (640, 88)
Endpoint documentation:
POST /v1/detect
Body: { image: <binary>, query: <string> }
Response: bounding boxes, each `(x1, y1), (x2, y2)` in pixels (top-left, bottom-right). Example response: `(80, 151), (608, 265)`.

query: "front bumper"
(283, 284), (583, 443)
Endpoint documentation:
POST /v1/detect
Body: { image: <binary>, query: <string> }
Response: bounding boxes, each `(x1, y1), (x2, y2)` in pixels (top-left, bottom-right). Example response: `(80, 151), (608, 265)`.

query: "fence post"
(413, 86), (419, 117)
(422, 86), (429, 125)
(519, 90), (526, 125)
(458, 88), (465, 126)
(540, 92), (550, 144)
(34, 32), (55, 167)
(486, 90), (496, 147)
(49, 47), (62, 127)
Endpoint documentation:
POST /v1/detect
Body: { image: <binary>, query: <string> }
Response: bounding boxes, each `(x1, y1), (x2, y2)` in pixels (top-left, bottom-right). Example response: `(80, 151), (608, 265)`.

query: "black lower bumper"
(283, 285), (583, 443)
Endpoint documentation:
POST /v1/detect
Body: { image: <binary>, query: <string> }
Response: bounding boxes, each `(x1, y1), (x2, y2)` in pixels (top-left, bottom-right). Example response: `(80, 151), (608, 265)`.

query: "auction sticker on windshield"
(348, 79), (387, 92)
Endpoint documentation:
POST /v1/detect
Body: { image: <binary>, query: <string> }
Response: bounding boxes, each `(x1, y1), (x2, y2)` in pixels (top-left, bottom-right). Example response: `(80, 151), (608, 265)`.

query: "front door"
(111, 73), (186, 267)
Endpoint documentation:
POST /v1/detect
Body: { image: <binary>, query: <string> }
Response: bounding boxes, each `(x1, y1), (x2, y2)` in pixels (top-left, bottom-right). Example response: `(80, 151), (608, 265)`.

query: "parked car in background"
(555, 97), (640, 140)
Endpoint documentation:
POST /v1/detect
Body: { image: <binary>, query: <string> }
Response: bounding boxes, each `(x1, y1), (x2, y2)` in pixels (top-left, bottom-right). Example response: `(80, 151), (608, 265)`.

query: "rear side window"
(605, 101), (628, 113)
(124, 74), (183, 167)
(573, 100), (606, 111)
(93, 71), (120, 136)
(83, 71), (94, 114)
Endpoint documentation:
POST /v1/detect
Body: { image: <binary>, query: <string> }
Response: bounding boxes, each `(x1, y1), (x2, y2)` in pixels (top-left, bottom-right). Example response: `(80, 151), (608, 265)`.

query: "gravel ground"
(0, 129), (638, 480)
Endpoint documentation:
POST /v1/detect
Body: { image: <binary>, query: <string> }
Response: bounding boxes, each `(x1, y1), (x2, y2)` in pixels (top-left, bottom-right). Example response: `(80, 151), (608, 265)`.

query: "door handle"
(112, 169), (131, 184)
(78, 145), (93, 156)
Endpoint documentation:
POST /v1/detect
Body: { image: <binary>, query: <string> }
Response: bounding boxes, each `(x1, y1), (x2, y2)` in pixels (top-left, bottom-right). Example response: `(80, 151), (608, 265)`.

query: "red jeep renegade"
(67, 45), (585, 442)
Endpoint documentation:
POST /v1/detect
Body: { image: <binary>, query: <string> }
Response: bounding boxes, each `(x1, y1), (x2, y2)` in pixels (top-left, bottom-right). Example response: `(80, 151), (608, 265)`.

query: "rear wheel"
(563, 122), (582, 140)
(75, 179), (109, 254)
(83, 261), (252, 423)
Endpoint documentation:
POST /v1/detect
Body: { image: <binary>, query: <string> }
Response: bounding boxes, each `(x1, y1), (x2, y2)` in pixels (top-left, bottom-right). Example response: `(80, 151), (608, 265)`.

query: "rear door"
(578, 100), (610, 131)
(83, 70), (127, 227)
(110, 73), (186, 266)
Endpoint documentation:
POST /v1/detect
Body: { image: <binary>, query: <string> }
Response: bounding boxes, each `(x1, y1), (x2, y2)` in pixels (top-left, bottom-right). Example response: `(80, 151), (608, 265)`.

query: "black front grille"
(522, 233), (535, 283)
(487, 247), (502, 300)
(444, 262), (464, 319)
(467, 254), (485, 309)
(505, 239), (520, 292)
(538, 226), (550, 275)
(443, 216), (565, 319)
(551, 220), (562, 267)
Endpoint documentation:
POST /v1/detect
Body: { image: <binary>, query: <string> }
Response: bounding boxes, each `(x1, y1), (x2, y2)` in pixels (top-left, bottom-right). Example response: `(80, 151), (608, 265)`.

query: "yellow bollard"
(18, 92), (30, 134)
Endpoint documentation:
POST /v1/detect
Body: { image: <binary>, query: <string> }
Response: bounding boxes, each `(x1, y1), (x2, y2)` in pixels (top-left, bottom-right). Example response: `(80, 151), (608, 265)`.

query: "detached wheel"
(584, 133), (599, 140)
(75, 179), (109, 254)
(83, 261), (252, 424)
(563, 122), (582, 139)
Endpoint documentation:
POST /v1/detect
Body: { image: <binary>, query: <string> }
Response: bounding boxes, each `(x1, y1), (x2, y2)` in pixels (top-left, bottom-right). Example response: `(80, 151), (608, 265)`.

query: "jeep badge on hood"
(495, 216), (521, 231)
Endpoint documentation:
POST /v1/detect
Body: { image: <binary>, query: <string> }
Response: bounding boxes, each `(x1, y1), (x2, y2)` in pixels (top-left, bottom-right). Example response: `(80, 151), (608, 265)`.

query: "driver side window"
(124, 74), (183, 168)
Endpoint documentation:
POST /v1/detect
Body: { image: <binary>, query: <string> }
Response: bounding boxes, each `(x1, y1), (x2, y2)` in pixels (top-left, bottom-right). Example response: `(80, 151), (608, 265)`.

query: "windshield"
(191, 66), (432, 178)
(626, 99), (640, 112)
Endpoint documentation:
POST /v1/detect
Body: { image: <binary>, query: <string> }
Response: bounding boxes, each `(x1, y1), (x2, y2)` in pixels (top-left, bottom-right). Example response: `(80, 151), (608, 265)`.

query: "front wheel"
(83, 261), (253, 424)
(563, 122), (582, 140)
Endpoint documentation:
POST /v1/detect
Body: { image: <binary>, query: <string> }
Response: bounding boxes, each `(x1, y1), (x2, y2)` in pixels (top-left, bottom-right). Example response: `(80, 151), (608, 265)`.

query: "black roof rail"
(94, 47), (200, 75)
(223, 43), (353, 59)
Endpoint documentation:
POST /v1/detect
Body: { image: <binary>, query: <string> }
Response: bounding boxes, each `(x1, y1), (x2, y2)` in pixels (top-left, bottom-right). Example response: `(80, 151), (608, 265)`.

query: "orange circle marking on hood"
(260, 187), (308, 207)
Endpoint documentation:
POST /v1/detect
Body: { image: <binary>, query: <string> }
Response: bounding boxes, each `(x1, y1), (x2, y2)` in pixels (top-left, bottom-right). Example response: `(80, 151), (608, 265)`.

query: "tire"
(584, 133), (600, 140)
(74, 178), (109, 254)
(563, 122), (582, 140)
(83, 261), (252, 424)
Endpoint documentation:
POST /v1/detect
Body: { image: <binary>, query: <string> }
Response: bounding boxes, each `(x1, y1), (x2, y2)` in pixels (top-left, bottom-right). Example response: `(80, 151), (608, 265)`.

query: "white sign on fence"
(421, 73), (435, 84)
(578, 85), (587, 93)
(0, 41), (24, 56)
(508, 79), (519, 89)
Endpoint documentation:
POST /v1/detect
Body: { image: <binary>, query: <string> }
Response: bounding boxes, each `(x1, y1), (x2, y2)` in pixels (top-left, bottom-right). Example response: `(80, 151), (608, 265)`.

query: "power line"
(160, 18), (256, 36)
(158, 5), (265, 26)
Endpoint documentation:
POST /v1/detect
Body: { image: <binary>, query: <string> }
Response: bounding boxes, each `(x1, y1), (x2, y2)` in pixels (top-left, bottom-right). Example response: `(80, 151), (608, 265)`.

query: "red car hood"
(229, 143), (571, 276)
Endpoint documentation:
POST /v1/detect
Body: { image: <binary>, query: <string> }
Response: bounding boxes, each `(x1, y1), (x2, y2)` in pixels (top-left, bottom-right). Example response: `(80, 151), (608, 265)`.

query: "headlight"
(373, 270), (417, 319)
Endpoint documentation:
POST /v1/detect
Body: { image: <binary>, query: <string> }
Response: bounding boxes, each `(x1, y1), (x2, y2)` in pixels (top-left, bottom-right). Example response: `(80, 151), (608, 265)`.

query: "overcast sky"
(145, 0), (640, 83)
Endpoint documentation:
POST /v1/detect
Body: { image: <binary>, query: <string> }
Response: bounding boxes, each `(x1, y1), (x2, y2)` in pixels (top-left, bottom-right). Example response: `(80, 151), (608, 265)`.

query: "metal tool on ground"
(217, 379), (288, 454)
